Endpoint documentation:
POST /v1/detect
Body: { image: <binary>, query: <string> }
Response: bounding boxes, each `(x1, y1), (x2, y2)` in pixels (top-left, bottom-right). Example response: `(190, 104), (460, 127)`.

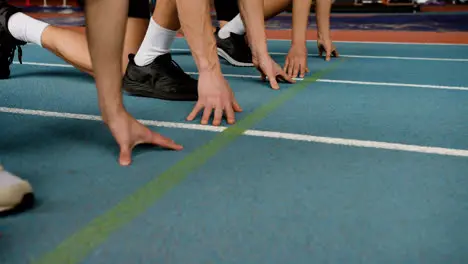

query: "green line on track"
(32, 61), (342, 264)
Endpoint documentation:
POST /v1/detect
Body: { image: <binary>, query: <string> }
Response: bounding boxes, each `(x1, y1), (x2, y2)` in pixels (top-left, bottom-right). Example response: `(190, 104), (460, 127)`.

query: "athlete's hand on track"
(106, 111), (183, 166)
(253, 53), (295, 89)
(317, 36), (339, 61)
(186, 70), (242, 126)
(284, 43), (309, 79)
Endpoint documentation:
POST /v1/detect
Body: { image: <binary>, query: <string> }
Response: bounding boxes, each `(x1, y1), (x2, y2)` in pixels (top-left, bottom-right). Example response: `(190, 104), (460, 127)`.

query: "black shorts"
(77, 0), (150, 19)
(214, 0), (239, 21)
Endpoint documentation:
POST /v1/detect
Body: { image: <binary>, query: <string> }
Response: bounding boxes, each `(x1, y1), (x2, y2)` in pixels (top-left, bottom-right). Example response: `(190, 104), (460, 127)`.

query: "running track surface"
(1, 38), (468, 264)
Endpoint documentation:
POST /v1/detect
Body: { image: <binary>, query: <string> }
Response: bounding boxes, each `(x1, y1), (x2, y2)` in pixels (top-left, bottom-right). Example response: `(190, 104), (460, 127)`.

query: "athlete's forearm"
(175, 0), (221, 74)
(84, 0), (128, 121)
(315, 0), (332, 39)
(292, 0), (312, 46)
(238, 0), (268, 56)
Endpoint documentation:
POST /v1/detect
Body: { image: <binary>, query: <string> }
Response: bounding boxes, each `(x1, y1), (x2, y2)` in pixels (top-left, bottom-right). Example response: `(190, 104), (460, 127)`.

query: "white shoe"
(0, 165), (34, 214)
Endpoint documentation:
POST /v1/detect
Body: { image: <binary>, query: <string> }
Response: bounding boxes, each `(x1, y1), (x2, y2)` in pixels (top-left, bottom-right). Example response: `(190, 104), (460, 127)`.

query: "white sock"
(7, 13), (49, 47)
(134, 18), (177, 67)
(218, 14), (245, 39)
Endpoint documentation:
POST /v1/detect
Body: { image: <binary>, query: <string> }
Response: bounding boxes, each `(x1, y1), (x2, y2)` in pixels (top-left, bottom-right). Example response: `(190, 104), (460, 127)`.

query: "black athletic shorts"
(77, 0), (150, 19)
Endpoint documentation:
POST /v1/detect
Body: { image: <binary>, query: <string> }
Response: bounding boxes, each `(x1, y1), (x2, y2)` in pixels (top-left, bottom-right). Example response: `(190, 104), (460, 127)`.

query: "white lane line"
(1, 106), (468, 158)
(14, 61), (73, 68)
(317, 79), (468, 91)
(268, 39), (468, 46)
(171, 48), (468, 62)
(0, 107), (225, 132)
(12, 61), (468, 91)
(337, 54), (468, 62)
(18, 45), (468, 62)
(172, 37), (468, 46)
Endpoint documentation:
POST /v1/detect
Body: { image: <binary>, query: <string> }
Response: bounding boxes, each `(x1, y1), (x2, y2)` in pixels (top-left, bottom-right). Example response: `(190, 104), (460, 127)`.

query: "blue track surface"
(1, 39), (468, 264)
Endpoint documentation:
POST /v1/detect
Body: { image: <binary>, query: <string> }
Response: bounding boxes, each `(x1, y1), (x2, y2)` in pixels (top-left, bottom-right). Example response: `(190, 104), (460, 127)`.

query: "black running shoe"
(122, 53), (198, 101)
(215, 27), (254, 67)
(0, 1), (25, 79)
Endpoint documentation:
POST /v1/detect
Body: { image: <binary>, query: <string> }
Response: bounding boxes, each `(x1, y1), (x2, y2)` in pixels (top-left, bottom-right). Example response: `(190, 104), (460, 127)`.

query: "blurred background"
(5, 0), (468, 35)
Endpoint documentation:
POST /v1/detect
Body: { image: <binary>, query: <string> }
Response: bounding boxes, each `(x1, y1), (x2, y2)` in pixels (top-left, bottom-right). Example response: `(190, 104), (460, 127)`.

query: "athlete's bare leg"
(41, 18), (148, 76)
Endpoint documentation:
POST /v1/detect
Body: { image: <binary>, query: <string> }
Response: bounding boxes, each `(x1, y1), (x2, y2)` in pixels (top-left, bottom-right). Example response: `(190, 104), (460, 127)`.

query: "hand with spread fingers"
(107, 110), (183, 166)
(238, 0), (294, 90)
(284, 43), (309, 79)
(317, 36), (339, 61)
(186, 70), (242, 126)
(316, 0), (338, 61)
(85, 0), (183, 166)
(177, 0), (243, 126)
(253, 52), (295, 89)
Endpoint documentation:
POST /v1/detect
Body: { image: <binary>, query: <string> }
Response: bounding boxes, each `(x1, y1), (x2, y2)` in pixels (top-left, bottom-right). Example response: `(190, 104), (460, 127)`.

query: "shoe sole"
(122, 78), (198, 101)
(217, 48), (254, 67)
